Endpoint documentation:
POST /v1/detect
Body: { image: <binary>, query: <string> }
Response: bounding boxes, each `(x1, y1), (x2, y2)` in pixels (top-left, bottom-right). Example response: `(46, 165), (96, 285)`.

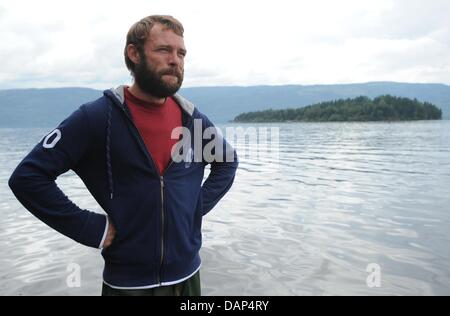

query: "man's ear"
(127, 44), (140, 64)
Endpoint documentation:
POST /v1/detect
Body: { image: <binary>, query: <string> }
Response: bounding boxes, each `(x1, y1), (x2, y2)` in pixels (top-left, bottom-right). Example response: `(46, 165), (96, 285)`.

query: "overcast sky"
(1, 0), (449, 89)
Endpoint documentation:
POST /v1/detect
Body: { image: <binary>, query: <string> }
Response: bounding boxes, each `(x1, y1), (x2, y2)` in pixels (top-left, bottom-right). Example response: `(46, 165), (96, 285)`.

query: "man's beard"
(133, 57), (184, 98)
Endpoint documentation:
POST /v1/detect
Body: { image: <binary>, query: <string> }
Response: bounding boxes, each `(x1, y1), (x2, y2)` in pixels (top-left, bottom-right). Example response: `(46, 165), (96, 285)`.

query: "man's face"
(134, 23), (186, 98)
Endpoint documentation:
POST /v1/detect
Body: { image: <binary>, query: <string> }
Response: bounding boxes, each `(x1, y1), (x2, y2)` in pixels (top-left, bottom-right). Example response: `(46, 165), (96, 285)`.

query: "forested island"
(233, 95), (442, 122)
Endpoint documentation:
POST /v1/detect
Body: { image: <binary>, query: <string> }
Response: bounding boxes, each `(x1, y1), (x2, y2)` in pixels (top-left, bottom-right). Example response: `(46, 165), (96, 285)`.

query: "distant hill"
(1, 82), (449, 127)
(0, 88), (101, 128)
(234, 95), (442, 122)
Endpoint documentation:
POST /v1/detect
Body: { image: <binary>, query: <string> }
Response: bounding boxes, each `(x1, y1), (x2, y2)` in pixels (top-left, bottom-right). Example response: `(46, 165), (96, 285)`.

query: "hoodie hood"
(108, 85), (195, 116)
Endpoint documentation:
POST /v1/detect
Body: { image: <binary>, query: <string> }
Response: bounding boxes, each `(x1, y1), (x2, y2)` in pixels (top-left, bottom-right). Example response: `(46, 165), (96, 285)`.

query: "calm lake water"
(1, 120), (450, 296)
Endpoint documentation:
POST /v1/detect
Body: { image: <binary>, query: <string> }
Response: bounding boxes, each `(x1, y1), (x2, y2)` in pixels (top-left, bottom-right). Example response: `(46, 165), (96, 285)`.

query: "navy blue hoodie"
(8, 86), (238, 288)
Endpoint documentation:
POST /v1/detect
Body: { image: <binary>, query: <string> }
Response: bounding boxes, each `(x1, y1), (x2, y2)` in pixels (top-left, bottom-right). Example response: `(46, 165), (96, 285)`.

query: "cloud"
(0, 0), (449, 89)
(363, 0), (450, 40)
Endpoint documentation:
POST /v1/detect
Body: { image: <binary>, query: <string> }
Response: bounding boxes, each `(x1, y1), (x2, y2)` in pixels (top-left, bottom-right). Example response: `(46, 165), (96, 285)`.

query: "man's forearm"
(201, 157), (238, 215)
(9, 161), (107, 248)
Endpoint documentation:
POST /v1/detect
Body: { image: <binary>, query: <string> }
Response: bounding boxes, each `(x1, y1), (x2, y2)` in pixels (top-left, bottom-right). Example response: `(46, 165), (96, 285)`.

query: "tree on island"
(233, 95), (442, 122)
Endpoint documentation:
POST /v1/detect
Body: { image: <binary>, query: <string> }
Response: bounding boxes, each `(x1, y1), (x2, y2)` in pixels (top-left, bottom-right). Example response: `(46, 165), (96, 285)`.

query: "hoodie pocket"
(101, 203), (159, 266)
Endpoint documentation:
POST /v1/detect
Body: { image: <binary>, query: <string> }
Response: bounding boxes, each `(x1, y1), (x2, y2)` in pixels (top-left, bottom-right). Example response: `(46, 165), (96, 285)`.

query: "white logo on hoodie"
(43, 129), (61, 149)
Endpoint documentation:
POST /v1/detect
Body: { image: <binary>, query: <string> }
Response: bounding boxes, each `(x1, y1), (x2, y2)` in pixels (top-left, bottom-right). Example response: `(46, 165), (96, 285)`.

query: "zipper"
(159, 176), (164, 285)
(156, 116), (193, 283)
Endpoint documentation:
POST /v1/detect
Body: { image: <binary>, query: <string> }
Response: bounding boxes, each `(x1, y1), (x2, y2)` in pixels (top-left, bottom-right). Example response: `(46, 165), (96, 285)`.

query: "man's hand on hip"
(103, 220), (116, 249)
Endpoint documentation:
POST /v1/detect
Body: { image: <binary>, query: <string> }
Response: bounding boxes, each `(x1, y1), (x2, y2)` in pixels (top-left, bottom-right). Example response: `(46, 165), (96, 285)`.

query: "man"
(8, 15), (238, 296)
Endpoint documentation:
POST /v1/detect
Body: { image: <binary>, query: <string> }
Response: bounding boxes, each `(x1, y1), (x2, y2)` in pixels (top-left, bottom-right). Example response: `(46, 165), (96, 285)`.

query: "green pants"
(101, 271), (201, 296)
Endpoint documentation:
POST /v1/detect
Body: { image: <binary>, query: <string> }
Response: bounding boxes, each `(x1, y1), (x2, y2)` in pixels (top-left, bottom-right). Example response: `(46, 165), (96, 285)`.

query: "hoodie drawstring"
(106, 102), (114, 199)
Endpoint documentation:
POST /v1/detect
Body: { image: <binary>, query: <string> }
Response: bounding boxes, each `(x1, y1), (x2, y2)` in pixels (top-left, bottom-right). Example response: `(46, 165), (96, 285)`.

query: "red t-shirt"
(124, 87), (182, 175)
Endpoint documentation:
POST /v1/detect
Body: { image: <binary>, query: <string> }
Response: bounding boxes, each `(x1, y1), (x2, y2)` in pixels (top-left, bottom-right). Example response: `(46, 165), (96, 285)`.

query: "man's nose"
(167, 52), (183, 67)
